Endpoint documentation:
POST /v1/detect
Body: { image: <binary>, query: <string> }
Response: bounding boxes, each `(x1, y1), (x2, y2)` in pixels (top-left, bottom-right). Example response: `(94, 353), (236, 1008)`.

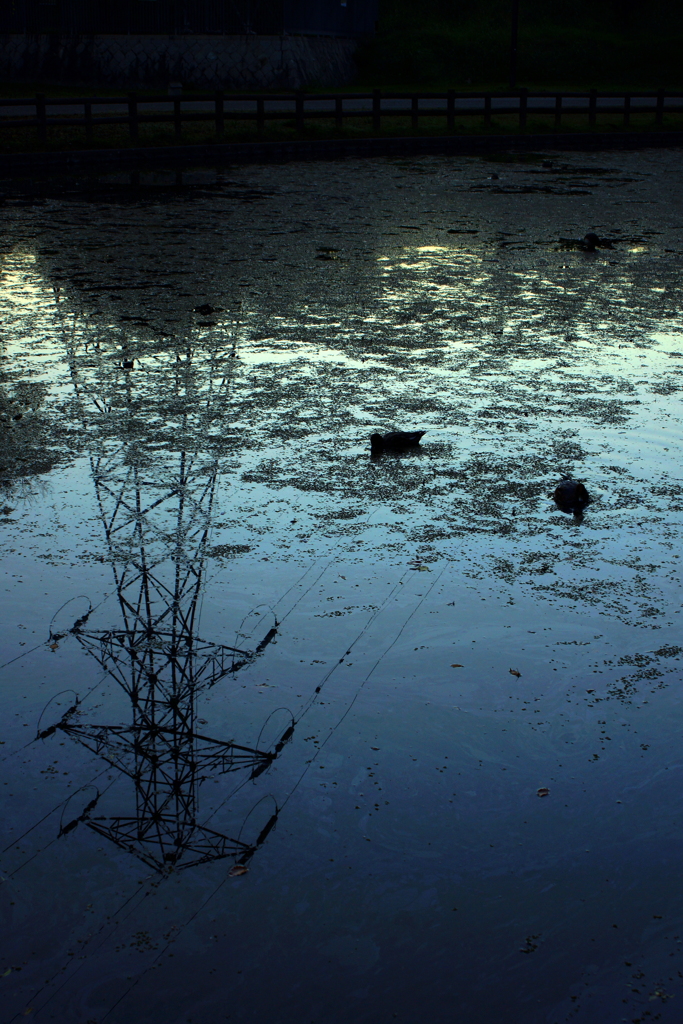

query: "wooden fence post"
(656, 88), (664, 125)
(623, 94), (631, 126)
(554, 94), (562, 127)
(214, 90), (224, 138)
(518, 88), (527, 129)
(84, 100), (93, 141)
(36, 93), (47, 142)
(173, 97), (182, 140)
(128, 93), (138, 142)
(589, 89), (597, 127)
(373, 89), (381, 134)
(484, 94), (491, 127)
(295, 91), (304, 133)
(335, 96), (343, 131)
(447, 90), (455, 130)
(257, 97), (265, 134)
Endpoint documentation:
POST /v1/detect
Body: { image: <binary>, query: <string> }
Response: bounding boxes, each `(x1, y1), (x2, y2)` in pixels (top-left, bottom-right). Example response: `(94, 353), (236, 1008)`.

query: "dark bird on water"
(370, 431), (426, 454)
(561, 232), (615, 252)
(553, 477), (591, 513)
(581, 232), (615, 251)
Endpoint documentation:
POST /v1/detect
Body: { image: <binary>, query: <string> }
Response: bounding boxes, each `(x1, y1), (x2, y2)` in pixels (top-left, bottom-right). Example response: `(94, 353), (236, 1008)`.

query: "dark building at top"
(0, 0), (376, 89)
(2, 0), (377, 38)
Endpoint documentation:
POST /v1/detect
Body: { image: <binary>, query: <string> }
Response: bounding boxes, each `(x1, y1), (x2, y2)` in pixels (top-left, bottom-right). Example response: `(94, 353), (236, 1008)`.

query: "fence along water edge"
(2, 89), (682, 145)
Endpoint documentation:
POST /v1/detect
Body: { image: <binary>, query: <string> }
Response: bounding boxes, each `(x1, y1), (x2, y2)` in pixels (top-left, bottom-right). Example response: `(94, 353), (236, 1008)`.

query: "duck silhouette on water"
(370, 430), (426, 455)
(582, 232), (601, 251)
(581, 231), (616, 251)
(553, 476), (591, 516)
(560, 231), (615, 252)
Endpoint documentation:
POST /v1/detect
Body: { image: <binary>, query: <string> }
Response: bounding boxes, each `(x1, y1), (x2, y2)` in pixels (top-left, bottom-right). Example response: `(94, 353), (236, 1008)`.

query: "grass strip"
(2, 112), (683, 155)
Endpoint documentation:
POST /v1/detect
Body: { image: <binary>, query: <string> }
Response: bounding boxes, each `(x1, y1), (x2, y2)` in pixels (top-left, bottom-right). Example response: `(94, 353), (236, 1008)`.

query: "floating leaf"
(509, 668), (521, 678)
(1, 968), (11, 978)
(519, 934), (540, 954)
(229, 864), (249, 877)
(537, 787), (549, 797)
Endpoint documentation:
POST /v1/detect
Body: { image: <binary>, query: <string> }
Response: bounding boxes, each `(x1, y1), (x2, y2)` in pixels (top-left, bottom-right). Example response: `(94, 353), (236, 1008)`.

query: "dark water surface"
(1, 151), (683, 1023)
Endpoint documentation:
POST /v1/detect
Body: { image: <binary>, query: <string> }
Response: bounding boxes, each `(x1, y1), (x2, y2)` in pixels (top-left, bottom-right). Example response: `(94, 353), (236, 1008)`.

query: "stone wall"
(0, 34), (359, 89)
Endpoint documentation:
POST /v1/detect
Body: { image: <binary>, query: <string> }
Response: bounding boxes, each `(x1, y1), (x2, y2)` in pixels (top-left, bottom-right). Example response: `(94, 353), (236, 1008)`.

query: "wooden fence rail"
(1, 89), (683, 142)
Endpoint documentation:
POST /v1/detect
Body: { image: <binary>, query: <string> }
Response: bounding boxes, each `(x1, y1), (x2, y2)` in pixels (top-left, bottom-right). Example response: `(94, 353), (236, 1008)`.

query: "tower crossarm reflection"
(60, 722), (276, 782)
(73, 629), (258, 707)
(86, 816), (256, 873)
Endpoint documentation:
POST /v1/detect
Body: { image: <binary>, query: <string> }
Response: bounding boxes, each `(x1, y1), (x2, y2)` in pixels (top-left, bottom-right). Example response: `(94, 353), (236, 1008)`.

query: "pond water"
(1, 150), (683, 1024)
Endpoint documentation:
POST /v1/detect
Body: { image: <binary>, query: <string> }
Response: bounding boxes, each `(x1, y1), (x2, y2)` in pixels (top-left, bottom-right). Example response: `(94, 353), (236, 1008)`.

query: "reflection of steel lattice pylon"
(57, 331), (283, 872)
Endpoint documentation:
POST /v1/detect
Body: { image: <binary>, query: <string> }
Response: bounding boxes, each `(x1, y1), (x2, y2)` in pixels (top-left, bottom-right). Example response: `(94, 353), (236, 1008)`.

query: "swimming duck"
(582, 232), (615, 251)
(194, 303), (223, 315)
(560, 232), (613, 252)
(553, 477), (591, 513)
(370, 430), (426, 454)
